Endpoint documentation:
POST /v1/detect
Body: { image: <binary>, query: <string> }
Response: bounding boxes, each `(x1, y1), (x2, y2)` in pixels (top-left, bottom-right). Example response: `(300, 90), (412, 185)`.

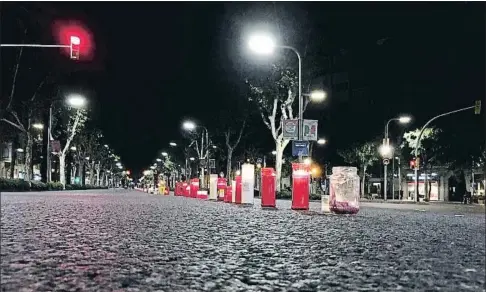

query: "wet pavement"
(1, 189), (485, 291)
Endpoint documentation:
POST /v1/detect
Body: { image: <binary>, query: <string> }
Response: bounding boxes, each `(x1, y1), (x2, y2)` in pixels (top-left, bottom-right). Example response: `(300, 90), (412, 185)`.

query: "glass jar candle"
(329, 166), (360, 214)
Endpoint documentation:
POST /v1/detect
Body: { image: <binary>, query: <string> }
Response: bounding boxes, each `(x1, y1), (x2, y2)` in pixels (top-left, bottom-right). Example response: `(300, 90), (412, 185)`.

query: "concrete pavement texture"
(1, 189), (485, 292)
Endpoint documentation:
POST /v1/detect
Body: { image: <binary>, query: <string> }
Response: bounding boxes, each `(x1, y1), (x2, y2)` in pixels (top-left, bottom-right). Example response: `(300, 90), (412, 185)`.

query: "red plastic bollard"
(196, 190), (208, 200)
(224, 185), (232, 203)
(261, 167), (276, 208)
(235, 175), (242, 204)
(182, 182), (189, 197)
(175, 182), (180, 196)
(217, 178), (227, 201)
(190, 178), (199, 198)
(291, 163), (310, 210)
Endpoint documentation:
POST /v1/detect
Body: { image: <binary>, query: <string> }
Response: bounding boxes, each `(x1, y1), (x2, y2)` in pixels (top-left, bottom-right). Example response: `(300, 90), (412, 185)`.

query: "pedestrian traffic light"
(70, 36), (80, 60)
(474, 100), (481, 115)
(409, 159), (415, 169)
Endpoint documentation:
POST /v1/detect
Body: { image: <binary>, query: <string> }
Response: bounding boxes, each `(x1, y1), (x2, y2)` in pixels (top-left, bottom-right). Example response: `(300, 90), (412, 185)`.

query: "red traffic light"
(53, 20), (94, 61)
(70, 36), (80, 60)
(409, 159), (416, 169)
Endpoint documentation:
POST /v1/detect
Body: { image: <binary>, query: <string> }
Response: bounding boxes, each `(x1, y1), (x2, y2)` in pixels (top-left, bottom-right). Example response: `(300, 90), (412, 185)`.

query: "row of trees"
(1, 47), (125, 187)
(338, 127), (485, 197)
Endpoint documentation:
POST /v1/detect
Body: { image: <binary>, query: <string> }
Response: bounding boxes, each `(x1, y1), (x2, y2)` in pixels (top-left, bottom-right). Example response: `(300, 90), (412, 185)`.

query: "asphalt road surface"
(1, 189), (485, 292)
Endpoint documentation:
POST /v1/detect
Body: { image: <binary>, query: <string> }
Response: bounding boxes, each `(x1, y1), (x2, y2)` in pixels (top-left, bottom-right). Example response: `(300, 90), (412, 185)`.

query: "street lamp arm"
(413, 105), (475, 157)
(385, 118), (399, 139)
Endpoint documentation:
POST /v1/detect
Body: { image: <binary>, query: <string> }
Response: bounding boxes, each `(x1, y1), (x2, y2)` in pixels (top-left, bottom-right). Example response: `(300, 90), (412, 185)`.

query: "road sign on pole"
(209, 159), (215, 169)
(282, 119), (299, 140)
(292, 141), (309, 156)
(302, 120), (318, 141)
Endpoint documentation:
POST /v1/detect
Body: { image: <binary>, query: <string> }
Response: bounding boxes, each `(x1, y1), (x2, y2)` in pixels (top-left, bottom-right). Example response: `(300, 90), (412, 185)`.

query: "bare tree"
(53, 109), (87, 187)
(247, 65), (302, 191)
(338, 140), (380, 197)
(0, 45), (49, 182)
(224, 120), (246, 181)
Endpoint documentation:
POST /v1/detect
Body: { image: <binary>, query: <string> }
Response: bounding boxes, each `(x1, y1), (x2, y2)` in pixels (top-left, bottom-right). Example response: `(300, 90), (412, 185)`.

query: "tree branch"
(0, 118), (25, 132)
(7, 47), (24, 110)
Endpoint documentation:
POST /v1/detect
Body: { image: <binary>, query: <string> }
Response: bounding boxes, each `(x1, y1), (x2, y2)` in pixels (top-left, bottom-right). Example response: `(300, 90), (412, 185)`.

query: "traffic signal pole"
(413, 103), (480, 202)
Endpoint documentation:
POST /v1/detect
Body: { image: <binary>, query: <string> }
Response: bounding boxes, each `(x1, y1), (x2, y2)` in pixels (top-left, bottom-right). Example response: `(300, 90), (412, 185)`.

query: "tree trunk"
(96, 164), (100, 186)
(361, 166), (367, 198)
(226, 148), (233, 183)
(275, 142), (284, 192)
(24, 132), (33, 182)
(89, 161), (95, 185)
(59, 153), (66, 187)
(78, 161), (84, 185)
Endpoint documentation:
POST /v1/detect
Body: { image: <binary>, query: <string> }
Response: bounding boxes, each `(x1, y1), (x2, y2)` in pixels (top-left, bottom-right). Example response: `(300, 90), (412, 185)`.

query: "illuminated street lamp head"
(169, 142), (177, 147)
(398, 116), (412, 124)
(104, 144), (109, 148)
(248, 34), (276, 55)
(156, 158), (162, 162)
(271, 150), (277, 155)
(161, 152), (168, 157)
(182, 121), (196, 131)
(33, 123), (44, 129)
(317, 138), (327, 145)
(309, 90), (327, 102)
(379, 144), (394, 158)
(189, 157), (195, 161)
(212, 145), (217, 149)
(67, 94), (86, 108)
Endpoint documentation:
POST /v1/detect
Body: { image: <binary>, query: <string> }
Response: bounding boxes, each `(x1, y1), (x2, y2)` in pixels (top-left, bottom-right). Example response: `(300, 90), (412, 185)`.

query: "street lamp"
(271, 150), (277, 155)
(182, 120), (210, 186)
(248, 34), (276, 55)
(317, 138), (327, 145)
(161, 152), (168, 157)
(156, 158), (162, 162)
(182, 121), (196, 131)
(308, 90), (327, 102)
(45, 93), (87, 183)
(33, 123), (44, 130)
(249, 32), (317, 160)
(169, 142), (177, 147)
(67, 94), (86, 108)
(382, 115), (412, 200)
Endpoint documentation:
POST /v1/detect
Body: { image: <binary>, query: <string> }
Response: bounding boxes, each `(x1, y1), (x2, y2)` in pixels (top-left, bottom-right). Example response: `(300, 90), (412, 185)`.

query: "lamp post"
(413, 104), (478, 202)
(381, 116), (411, 200)
(45, 94), (87, 182)
(248, 34), (327, 161)
(183, 121), (210, 188)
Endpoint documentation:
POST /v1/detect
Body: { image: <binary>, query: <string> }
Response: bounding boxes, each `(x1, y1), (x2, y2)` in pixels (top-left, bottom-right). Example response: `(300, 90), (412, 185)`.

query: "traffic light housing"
(70, 36), (80, 60)
(409, 159), (415, 169)
(475, 100), (481, 115)
(410, 158), (420, 170)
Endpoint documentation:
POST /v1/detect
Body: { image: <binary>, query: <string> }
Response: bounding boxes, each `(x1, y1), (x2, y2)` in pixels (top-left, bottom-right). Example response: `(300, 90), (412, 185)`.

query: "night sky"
(1, 2), (484, 174)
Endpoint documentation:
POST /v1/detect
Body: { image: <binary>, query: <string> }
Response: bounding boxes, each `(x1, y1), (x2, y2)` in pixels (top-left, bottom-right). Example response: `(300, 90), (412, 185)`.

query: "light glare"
(248, 34), (276, 55)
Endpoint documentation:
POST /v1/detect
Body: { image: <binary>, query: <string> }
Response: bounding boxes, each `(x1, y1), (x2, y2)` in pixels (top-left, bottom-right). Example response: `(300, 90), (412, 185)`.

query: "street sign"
(292, 140), (309, 156)
(209, 159), (215, 169)
(302, 120), (318, 141)
(383, 159), (390, 165)
(475, 100), (481, 115)
(282, 119), (299, 140)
